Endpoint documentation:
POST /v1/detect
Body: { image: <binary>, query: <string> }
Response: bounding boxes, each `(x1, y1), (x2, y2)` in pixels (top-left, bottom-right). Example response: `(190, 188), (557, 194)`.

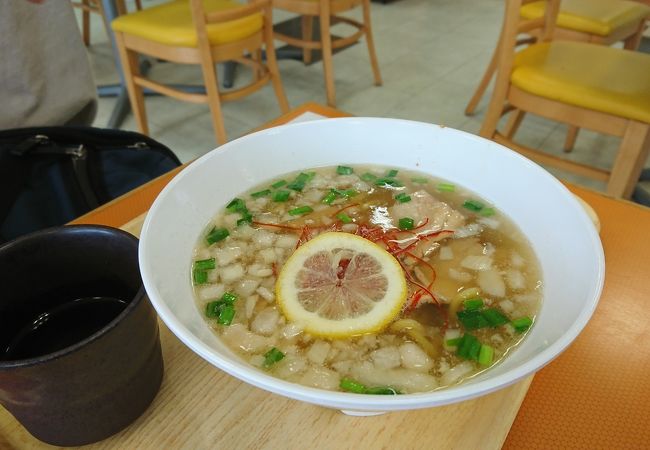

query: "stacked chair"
(71, 0), (142, 46)
(111, 0), (289, 145)
(272, 0), (382, 106)
(467, 0), (649, 151)
(479, 0), (650, 198)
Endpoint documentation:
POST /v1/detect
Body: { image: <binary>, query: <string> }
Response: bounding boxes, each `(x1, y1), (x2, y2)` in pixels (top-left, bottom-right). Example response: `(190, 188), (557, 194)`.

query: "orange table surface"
(71, 102), (650, 449)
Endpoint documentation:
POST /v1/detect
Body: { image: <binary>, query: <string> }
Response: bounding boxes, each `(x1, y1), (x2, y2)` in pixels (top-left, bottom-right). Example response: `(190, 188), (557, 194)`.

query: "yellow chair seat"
(512, 41), (650, 123)
(520, 0), (650, 36)
(111, 0), (263, 47)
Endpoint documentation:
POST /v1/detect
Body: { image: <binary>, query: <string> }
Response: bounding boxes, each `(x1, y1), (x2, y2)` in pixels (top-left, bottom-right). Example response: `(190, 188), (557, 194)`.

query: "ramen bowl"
(139, 118), (604, 412)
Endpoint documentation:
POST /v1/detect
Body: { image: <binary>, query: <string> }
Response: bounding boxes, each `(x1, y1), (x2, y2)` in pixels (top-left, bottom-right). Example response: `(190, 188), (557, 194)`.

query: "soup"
(192, 165), (541, 394)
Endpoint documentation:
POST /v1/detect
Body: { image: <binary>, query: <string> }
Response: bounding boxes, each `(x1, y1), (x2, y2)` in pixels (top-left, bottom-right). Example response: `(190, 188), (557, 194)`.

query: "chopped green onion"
(192, 268), (208, 285)
(398, 217), (415, 230)
(271, 180), (286, 188)
(463, 199), (484, 212)
(395, 193), (411, 203)
(205, 292), (237, 321)
(481, 207), (496, 217)
(340, 378), (367, 394)
(288, 205), (314, 216)
(482, 308), (510, 327)
(287, 172), (315, 192)
(226, 198), (247, 213)
(375, 177), (403, 188)
(411, 177), (428, 184)
(217, 305), (235, 325)
(386, 169), (399, 177)
(272, 190), (290, 202)
(512, 316), (533, 333)
(478, 344), (495, 366)
(194, 257), (216, 271)
(457, 309), (490, 330)
(455, 335), (495, 364)
(205, 301), (220, 318)
(445, 337), (462, 347)
(457, 333), (481, 360)
(286, 181), (306, 192)
(263, 347), (285, 367)
(437, 183), (456, 192)
(251, 189), (271, 199)
(463, 298), (484, 311)
(237, 212), (253, 226)
(365, 386), (400, 395)
(338, 189), (358, 198)
(206, 227), (229, 244)
(361, 172), (377, 182)
(337, 213), (353, 223)
(468, 338), (482, 361)
(337, 166), (354, 175)
(225, 198), (252, 225)
(458, 306), (510, 330)
(339, 378), (400, 395)
(222, 292), (235, 302)
(322, 190), (338, 205)
(193, 260), (215, 283)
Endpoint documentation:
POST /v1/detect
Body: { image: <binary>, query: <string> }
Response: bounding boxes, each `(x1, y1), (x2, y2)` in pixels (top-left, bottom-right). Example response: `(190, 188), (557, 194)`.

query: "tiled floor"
(82, 0), (649, 194)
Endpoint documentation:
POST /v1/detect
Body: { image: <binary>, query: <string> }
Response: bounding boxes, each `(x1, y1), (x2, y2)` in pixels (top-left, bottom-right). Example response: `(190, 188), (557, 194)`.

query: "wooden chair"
(479, 0), (650, 199)
(466, 0), (650, 132)
(111, 0), (289, 145)
(272, 0), (382, 107)
(71, 0), (142, 46)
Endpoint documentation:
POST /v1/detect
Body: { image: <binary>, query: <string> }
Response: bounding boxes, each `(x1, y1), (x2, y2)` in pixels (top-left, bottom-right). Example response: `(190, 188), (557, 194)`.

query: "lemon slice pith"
(276, 232), (407, 338)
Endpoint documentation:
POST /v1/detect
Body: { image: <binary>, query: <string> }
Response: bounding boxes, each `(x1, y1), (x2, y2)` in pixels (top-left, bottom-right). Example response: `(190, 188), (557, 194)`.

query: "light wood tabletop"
(2, 102), (649, 449)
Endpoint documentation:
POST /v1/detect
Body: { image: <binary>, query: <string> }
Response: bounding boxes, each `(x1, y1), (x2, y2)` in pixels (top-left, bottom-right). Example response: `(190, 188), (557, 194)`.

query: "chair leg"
(504, 109), (525, 139)
(253, 49), (264, 82)
(362, 0), (382, 86)
(263, 11), (290, 113)
(199, 59), (228, 145)
(114, 33), (149, 135)
(564, 125), (579, 153)
(465, 45), (498, 116)
(301, 15), (314, 65)
(82, 0), (91, 46)
(319, 1), (336, 107)
(134, 0), (142, 11)
(606, 121), (650, 198)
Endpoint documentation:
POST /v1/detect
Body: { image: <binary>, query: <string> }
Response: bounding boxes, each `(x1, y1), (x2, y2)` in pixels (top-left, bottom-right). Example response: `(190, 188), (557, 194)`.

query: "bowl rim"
(139, 117), (605, 410)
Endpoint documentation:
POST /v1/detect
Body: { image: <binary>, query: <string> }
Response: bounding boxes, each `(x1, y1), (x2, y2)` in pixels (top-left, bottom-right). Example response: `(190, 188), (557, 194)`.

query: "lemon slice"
(276, 232), (407, 338)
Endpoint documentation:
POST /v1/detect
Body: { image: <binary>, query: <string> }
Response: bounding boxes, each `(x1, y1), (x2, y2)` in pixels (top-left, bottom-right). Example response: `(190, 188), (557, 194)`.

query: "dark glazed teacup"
(0, 225), (163, 446)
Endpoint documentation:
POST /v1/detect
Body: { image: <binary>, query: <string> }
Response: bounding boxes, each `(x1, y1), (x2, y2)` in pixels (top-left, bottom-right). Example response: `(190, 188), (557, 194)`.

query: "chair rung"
(274, 28), (365, 50)
(274, 32), (320, 49)
(493, 132), (610, 182)
(204, 0), (266, 24)
(332, 30), (364, 49)
(334, 16), (363, 29)
(221, 73), (271, 102)
(133, 76), (207, 104)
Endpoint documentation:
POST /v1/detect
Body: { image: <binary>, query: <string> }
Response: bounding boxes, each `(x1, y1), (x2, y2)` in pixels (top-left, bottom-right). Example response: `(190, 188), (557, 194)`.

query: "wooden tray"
(0, 212), (533, 449)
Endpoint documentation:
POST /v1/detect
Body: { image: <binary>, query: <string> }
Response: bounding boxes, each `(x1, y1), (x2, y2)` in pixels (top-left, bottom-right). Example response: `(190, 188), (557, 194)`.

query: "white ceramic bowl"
(139, 118), (604, 412)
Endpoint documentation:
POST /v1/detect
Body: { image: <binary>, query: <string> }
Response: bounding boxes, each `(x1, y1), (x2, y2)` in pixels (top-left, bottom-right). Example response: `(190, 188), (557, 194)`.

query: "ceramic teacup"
(0, 225), (163, 446)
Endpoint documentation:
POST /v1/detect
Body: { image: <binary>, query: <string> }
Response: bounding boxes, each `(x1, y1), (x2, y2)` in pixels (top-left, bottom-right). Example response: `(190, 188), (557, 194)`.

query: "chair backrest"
(492, 0), (561, 94)
(189, 0), (270, 32)
(187, 0), (271, 63)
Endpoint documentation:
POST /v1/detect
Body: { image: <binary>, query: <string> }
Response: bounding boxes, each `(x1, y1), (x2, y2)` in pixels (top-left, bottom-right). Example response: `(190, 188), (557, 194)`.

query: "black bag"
(0, 126), (181, 243)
